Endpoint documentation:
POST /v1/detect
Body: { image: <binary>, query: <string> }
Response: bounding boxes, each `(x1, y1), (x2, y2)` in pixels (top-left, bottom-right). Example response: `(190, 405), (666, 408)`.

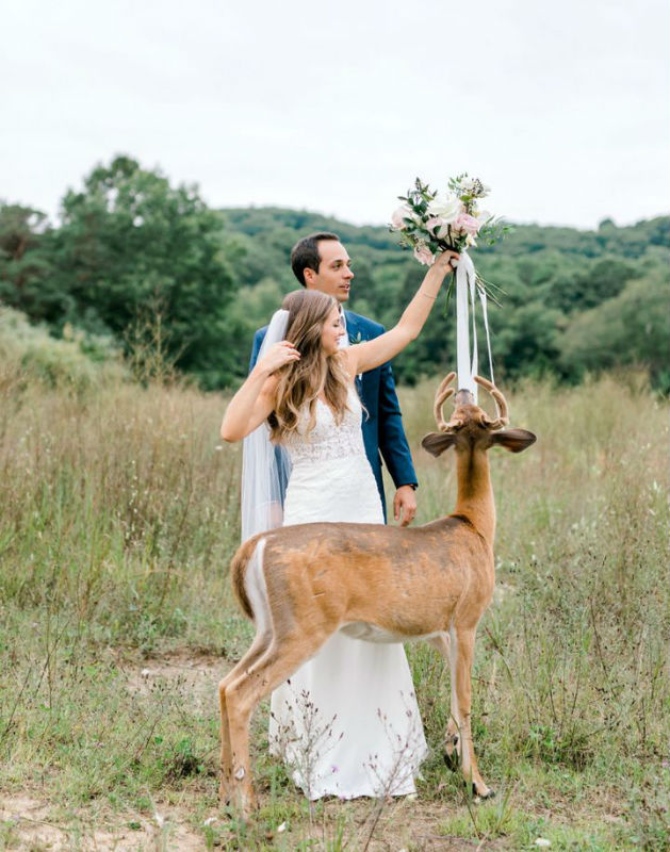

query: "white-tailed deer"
(219, 373), (536, 815)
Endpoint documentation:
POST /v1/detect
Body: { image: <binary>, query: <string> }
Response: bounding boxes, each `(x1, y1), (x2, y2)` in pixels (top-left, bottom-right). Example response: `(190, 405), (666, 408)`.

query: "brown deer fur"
(218, 373), (536, 815)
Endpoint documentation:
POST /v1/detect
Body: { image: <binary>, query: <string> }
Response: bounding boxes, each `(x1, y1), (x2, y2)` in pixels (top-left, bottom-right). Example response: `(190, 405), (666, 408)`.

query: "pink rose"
(425, 216), (450, 240)
(451, 213), (481, 236)
(413, 244), (435, 266)
(391, 204), (413, 230)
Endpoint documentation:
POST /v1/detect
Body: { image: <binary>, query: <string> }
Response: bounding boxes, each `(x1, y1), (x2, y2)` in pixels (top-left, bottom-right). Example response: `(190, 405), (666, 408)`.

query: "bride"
(220, 248), (458, 799)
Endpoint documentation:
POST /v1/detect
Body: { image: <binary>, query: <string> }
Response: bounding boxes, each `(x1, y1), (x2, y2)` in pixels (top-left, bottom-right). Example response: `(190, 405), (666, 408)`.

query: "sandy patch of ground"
(123, 649), (223, 709)
(0, 792), (211, 851)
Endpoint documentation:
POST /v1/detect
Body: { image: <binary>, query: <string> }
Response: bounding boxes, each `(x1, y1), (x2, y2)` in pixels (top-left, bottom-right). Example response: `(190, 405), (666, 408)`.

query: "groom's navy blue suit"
(249, 309), (418, 519)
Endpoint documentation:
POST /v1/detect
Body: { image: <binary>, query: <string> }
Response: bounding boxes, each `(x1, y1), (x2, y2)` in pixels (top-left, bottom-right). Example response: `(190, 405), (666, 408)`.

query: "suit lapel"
(345, 311), (364, 346)
(344, 312), (366, 398)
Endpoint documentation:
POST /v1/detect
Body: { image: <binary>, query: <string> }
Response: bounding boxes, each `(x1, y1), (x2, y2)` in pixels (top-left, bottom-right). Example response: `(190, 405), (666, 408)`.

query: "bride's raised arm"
(344, 249), (459, 377)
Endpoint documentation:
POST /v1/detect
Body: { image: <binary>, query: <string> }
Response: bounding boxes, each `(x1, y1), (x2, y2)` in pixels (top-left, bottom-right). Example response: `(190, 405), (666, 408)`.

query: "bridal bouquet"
(390, 174), (508, 397)
(390, 174), (506, 267)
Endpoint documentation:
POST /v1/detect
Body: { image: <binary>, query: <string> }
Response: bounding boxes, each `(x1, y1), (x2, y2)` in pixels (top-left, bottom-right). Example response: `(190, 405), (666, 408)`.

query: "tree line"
(1, 155), (668, 392)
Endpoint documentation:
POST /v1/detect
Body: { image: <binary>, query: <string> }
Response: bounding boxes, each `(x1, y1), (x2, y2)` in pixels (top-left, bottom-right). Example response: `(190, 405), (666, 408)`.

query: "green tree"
(0, 204), (65, 321)
(52, 155), (236, 386)
(547, 256), (638, 314)
(558, 267), (670, 389)
(216, 277), (296, 385)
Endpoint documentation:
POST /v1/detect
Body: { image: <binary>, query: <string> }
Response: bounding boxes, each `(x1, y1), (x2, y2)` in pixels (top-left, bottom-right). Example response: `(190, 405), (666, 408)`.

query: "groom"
(249, 231), (418, 526)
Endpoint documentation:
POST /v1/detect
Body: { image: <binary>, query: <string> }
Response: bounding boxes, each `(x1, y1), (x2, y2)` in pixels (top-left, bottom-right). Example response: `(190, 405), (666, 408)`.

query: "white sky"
(2, 0), (669, 230)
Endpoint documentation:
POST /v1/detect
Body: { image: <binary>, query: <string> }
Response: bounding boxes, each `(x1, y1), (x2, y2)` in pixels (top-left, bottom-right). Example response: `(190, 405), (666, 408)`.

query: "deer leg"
(451, 627), (493, 799)
(427, 633), (460, 771)
(222, 628), (331, 818)
(218, 630), (271, 804)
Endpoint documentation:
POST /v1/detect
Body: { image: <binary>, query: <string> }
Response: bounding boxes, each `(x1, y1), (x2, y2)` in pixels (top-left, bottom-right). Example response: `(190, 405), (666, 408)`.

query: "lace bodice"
(283, 387), (365, 465)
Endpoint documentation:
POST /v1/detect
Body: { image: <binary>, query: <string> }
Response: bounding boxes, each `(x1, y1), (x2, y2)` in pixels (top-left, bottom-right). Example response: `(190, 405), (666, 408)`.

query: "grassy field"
(0, 361), (668, 850)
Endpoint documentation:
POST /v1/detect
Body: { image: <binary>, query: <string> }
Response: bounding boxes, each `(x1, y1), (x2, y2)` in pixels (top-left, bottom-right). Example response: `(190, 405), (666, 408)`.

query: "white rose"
(427, 196), (461, 224)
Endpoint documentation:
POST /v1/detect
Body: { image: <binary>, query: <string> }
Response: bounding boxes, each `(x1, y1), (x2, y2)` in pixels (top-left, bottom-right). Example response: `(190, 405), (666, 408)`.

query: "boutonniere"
(349, 331), (365, 383)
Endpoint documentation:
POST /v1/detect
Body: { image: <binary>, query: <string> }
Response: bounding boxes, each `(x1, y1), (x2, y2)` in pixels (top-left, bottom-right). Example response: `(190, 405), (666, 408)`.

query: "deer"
(218, 373), (536, 816)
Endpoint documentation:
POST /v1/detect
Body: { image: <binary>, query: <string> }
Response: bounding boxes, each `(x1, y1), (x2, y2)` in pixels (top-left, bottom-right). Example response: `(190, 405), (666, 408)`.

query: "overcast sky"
(2, 0), (669, 231)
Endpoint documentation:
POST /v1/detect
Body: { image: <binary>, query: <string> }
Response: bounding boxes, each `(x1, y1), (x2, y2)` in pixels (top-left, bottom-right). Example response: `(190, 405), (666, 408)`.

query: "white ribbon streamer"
(453, 250), (494, 401)
(479, 286), (495, 387)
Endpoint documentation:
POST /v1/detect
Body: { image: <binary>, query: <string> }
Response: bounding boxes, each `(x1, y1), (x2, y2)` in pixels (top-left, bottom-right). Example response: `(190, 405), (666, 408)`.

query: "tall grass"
(0, 359), (668, 849)
(1, 380), (240, 643)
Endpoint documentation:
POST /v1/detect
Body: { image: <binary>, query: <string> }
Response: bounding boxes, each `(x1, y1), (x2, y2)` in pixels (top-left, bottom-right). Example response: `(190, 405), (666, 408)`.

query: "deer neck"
(453, 447), (496, 545)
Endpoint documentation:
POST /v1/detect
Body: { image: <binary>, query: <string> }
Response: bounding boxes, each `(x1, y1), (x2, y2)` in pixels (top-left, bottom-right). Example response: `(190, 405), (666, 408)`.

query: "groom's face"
(304, 240), (354, 303)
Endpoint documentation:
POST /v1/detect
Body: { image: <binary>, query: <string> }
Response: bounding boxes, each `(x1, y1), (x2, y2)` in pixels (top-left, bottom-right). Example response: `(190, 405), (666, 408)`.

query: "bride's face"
(321, 305), (344, 356)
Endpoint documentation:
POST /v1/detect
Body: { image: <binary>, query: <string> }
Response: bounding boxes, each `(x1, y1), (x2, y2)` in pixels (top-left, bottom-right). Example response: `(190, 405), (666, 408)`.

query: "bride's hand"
(434, 249), (460, 271)
(257, 341), (301, 375)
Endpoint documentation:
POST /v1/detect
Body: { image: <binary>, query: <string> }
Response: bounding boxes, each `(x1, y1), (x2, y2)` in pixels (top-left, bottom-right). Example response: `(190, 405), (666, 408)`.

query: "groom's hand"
(393, 485), (417, 527)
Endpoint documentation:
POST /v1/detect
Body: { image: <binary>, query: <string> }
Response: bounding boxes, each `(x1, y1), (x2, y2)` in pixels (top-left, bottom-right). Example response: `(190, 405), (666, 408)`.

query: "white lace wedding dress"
(268, 386), (427, 800)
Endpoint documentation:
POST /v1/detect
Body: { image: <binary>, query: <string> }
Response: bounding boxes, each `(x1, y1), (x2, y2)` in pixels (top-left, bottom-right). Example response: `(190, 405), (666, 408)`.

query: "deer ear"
(491, 428), (536, 454)
(421, 431), (457, 457)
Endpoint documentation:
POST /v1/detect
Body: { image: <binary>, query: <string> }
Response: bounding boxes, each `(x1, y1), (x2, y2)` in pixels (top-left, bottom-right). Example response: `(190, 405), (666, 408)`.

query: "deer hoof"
(472, 784), (495, 801)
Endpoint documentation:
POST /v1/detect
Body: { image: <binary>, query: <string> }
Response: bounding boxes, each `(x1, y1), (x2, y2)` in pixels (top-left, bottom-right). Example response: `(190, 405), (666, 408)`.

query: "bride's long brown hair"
(269, 290), (351, 442)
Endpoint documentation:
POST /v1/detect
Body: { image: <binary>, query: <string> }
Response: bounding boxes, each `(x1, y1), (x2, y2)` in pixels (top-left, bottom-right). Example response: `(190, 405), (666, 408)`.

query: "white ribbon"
(454, 250), (494, 401)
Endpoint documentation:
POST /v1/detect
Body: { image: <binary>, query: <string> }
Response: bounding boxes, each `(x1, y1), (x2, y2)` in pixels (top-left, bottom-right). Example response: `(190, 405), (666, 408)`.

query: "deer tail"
(230, 536), (265, 620)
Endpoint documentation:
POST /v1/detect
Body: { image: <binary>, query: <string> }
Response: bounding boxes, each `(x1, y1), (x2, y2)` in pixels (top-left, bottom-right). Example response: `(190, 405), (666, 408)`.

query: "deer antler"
(434, 372), (457, 431)
(474, 376), (509, 429)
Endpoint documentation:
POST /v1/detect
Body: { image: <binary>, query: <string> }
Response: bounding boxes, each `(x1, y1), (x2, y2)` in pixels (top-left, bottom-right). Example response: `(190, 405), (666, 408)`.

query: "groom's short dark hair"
(291, 232), (340, 286)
